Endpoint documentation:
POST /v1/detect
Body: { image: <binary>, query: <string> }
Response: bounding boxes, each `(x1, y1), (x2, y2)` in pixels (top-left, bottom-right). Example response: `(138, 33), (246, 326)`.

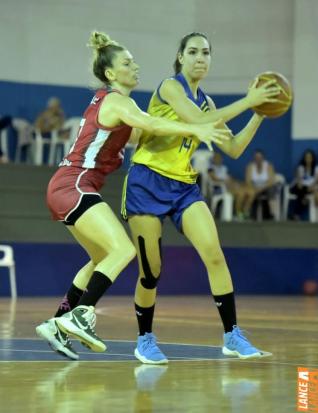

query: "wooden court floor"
(0, 295), (317, 413)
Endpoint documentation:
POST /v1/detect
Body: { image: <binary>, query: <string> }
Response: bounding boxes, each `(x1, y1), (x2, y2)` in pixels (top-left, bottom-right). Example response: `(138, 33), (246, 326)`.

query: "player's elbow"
(230, 150), (241, 160)
(228, 141), (246, 159)
(223, 146), (241, 160)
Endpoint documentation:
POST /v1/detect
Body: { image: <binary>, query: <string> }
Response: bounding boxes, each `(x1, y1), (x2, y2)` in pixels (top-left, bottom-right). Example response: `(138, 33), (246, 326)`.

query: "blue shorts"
(121, 164), (204, 232)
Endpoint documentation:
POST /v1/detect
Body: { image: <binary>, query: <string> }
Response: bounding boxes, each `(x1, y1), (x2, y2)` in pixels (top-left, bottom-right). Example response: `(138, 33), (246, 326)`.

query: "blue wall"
(0, 80), (150, 124)
(0, 242), (317, 296)
(1, 80), (317, 181)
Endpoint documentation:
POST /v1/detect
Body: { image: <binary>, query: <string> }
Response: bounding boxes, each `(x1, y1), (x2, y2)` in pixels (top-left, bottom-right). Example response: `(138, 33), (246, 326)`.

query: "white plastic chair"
(0, 129), (9, 159)
(254, 173), (285, 221)
(12, 118), (34, 163)
(282, 185), (317, 222)
(209, 182), (234, 221)
(48, 117), (81, 165)
(32, 128), (55, 165)
(192, 150), (213, 198)
(0, 245), (17, 299)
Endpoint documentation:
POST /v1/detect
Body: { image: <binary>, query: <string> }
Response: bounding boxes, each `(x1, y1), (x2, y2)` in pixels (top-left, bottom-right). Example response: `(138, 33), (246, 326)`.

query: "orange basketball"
(303, 279), (318, 296)
(251, 71), (293, 118)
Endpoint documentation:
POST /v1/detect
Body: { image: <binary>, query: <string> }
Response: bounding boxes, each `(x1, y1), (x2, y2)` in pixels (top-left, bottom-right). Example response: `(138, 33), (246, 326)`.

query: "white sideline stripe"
(0, 348), (225, 360)
(64, 168), (100, 222)
(82, 129), (111, 169)
(7, 337), (224, 349)
(0, 359), (312, 367)
(105, 339), (222, 348)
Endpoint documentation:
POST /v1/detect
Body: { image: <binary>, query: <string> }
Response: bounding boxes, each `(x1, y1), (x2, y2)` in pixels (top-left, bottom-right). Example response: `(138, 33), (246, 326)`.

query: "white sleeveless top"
(297, 165), (318, 187)
(251, 161), (269, 188)
(210, 164), (229, 181)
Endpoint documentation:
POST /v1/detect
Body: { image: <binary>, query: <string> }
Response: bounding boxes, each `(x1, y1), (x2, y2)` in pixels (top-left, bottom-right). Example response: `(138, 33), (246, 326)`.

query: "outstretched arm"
(99, 92), (230, 150)
(159, 78), (279, 124)
(207, 97), (265, 159)
(128, 128), (142, 144)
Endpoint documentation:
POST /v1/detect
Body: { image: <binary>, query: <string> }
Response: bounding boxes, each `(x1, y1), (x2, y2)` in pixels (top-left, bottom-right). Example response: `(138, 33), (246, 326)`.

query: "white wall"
(0, 0), (315, 139)
(292, 0), (318, 139)
(196, 0), (293, 94)
(0, 0), (293, 92)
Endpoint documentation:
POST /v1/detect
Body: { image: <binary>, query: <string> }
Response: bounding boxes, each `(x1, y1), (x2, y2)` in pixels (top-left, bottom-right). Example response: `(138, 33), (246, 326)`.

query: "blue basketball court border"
(0, 338), (243, 362)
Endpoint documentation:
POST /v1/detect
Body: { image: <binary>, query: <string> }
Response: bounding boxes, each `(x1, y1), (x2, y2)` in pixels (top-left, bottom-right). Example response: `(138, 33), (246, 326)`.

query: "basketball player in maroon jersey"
(35, 30), (229, 360)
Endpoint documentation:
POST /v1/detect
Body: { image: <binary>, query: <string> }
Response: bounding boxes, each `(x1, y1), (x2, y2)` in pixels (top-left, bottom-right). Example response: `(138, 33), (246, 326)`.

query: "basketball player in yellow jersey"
(122, 32), (280, 364)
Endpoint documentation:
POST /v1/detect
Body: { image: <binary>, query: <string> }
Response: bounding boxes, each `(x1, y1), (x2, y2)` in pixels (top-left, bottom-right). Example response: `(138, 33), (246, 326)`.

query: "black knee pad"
(138, 236), (161, 289)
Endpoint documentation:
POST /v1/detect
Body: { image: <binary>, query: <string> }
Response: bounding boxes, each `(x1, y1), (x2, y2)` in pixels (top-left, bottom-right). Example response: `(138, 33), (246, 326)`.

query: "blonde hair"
(88, 30), (125, 85)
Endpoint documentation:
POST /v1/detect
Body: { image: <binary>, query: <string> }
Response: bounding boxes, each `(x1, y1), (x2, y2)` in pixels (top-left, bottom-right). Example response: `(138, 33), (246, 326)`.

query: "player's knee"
(146, 259), (161, 276)
(140, 271), (161, 290)
(210, 255), (226, 268)
(123, 240), (137, 262)
(201, 245), (225, 268)
(90, 252), (107, 266)
(86, 260), (96, 271)
(138, 234), (161, 271)
(108, 239), (136, 264)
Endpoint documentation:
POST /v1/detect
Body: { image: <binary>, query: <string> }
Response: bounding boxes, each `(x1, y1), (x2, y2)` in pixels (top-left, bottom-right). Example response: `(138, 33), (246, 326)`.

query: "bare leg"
(182, 201), (233, 296)
(128, 215), (168, 364)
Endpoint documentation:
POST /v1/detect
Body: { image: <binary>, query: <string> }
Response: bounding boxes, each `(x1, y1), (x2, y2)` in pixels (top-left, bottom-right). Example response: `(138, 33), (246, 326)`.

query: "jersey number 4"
(179, 137), (192, 152)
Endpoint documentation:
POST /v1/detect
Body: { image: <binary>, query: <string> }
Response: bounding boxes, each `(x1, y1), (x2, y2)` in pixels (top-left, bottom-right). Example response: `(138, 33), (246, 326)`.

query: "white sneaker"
(36, 318), (79, 360)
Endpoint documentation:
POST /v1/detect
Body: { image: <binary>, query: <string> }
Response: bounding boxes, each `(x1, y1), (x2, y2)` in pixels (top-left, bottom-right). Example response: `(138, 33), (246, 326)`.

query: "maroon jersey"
(60, 89), (132, 175)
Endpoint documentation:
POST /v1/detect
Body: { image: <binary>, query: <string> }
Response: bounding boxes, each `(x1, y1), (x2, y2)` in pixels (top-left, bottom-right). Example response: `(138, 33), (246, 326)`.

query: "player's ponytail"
(88, 30), (125, 84)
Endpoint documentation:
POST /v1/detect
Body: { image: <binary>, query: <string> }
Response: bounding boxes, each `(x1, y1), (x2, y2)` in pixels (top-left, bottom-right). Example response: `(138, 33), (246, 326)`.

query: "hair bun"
(88, 30), (119, 50)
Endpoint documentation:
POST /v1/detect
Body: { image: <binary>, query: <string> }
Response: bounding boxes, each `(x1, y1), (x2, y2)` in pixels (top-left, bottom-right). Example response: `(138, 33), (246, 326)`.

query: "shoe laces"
(142, 333), (158, 351)
(64, 335), (73, 347)
(231, 326), (251, 344)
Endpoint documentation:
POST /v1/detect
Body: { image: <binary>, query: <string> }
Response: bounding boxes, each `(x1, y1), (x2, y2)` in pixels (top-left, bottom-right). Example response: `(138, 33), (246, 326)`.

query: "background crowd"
(1, 99), (317, 222)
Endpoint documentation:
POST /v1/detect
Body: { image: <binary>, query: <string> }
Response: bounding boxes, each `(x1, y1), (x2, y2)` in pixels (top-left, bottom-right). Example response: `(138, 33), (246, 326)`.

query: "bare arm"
(218, 114), (264, 159)
(295, 166), (303, 184)
(207, 97), (265, 159)
(128, 128), (142, 144)
(98, 93), (230, 150)
(160, 78), (280, 124)
(245, 164), (253, 186)
(267, 164), (276, 186)
(34, 113), (45, 131)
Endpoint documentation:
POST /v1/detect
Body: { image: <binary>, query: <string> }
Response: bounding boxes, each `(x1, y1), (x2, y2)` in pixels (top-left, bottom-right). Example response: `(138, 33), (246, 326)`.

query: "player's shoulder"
(102, 91), (134, 109)
(160, 77), (186, 96)
(105, 91), (130, 102)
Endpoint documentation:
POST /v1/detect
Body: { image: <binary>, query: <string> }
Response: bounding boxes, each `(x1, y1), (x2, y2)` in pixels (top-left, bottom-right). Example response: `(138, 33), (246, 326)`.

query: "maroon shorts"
(47, 166), (105, 223)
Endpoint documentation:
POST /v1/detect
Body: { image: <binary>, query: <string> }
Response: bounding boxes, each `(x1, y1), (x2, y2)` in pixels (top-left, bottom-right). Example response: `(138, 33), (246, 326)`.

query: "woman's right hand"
(246, 78), (281, 107)
(192, 120), (231, 151)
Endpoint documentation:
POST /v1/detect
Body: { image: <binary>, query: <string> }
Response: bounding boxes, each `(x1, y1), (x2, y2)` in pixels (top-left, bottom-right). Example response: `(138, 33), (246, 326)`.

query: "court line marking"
(0, 359), (233, 363)
(2, 359), (315, 366)
(3, 339), (317, 367)
(0, 350), (315, 366)
(0, 348), (213, 360)
(8, 337), (223, 349)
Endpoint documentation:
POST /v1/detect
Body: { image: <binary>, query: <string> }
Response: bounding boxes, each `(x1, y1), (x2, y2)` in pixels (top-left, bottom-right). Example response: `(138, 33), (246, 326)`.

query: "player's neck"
(109, 82), (132, 96)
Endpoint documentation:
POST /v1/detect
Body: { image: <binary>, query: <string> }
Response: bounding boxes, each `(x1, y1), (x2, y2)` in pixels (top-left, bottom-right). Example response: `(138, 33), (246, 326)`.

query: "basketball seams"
(253, 71), (292, 118)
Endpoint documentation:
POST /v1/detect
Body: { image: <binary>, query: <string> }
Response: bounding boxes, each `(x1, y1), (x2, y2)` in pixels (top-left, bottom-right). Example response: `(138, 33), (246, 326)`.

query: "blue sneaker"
(135, 333), (168, 364)
(222, 326), (262, 359)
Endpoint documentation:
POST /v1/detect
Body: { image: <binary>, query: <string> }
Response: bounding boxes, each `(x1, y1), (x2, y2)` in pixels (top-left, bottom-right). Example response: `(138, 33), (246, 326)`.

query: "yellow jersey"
(132, 73), (210, 184)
